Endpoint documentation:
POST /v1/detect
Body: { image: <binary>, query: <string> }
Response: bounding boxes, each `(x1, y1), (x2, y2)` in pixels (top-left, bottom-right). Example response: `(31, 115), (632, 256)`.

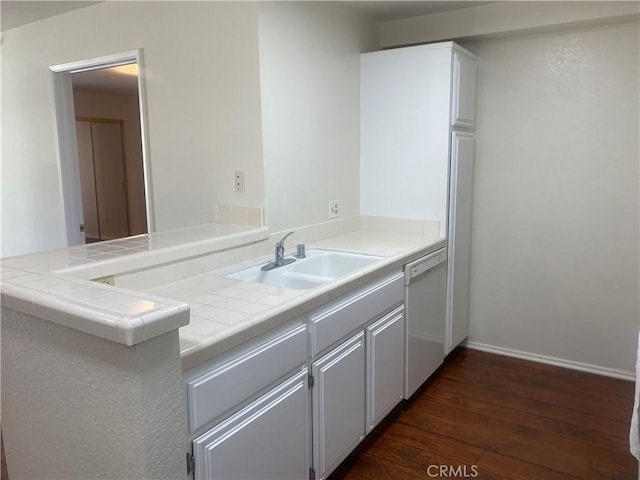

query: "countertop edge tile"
(0, 224), (269, 347)
(0, 222), (445, 359)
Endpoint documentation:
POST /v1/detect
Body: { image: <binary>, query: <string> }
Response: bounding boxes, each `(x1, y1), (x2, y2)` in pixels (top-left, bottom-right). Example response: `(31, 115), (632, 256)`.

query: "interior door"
(90, 121), (129, 239)
(75, 120), (98, 239)
(76, 119), (130, 241)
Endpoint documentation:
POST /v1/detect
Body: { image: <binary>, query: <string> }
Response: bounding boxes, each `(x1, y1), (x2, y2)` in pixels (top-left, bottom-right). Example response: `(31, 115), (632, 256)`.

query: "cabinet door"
(451, 50), (477, 129)
(366, 306), (404, 432)
(312, 333), (365, 480)
(192, 368), (310, 480)
(446, 131), (475, 354)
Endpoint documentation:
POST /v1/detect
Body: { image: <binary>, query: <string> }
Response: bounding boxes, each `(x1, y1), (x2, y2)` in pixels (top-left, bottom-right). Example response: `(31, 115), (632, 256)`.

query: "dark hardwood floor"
(329, 348), (637, 480)
(2, 348), (636, 479)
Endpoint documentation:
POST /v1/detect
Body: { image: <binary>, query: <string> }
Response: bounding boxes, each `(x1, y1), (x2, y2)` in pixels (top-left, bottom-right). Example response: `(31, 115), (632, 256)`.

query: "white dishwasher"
(404, 247), (447, 399)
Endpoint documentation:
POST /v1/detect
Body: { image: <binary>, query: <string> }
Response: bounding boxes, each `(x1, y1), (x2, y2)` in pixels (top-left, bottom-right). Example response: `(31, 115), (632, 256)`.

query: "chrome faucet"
(261, 231), (296, 271)
(275, 231), (294, 265)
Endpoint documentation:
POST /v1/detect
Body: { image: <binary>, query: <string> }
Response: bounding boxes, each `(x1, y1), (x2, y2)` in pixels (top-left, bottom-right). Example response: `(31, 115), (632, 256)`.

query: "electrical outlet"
(329, 200), (339, 218)
(233, 170), (245, 193)
(92, 275), (115, 286)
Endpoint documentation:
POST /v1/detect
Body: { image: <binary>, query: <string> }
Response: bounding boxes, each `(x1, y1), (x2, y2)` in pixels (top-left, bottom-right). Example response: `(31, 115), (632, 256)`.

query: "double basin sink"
(224, 249), (383, 290)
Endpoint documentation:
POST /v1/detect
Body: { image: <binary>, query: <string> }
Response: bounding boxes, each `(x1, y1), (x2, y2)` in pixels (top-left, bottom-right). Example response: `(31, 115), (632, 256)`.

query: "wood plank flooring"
(1, 348), (635, 480)
(329, 348), (637, 480)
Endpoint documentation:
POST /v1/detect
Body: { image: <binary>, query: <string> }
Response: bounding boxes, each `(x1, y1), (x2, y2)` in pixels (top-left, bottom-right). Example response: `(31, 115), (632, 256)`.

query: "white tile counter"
(0, 217), (444, 371)
(0, 223), (269, 346)
(149, 229), (445, 370)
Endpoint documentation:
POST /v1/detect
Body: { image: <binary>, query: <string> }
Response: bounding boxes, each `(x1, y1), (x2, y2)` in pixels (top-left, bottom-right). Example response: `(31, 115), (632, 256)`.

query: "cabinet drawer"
(310, 272), (403, 355)
(187, 324), (307, 433)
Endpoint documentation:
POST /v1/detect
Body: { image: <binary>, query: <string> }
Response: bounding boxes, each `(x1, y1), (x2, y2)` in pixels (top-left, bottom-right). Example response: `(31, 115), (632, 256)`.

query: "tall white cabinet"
(360, 42), (477, 355)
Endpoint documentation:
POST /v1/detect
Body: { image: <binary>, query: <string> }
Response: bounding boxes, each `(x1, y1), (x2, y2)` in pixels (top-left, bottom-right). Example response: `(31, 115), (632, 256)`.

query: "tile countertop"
(148, 229), (445, 371)
(0, 219), (444, 371)
(0, 223), (270, 346)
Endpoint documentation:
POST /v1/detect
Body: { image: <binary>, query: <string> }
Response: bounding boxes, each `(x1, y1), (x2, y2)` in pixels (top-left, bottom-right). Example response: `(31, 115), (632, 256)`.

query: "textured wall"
(1, 308), (187, 479)
(463, 21), (639, 375)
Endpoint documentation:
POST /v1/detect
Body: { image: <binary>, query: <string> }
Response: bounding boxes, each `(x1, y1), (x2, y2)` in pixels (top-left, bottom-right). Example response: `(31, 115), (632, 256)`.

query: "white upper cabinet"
(451, 49), (478, 129)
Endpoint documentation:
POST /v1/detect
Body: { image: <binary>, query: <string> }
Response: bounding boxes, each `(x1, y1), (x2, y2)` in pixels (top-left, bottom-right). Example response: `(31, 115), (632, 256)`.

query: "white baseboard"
(465, 341), (635, 382)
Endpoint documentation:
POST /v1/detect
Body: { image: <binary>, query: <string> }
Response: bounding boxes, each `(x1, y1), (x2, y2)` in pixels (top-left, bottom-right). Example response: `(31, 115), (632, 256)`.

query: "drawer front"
(187, 324), (307, 433)
(310, 272), (403, 355)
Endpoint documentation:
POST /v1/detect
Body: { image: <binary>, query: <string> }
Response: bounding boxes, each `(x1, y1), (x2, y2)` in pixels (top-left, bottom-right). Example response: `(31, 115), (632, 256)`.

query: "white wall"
(257, 1), (379, 232)
(1, 1), (265, 257)
(74, 90), (147, 235)
(462, 21), (639, 375)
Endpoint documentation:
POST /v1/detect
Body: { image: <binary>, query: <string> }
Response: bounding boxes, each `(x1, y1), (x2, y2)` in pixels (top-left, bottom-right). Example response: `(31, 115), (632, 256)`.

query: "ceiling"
(343, 1), (491, 21)
(72, 65), (140, 97)
(0, 1), (99, 31)
(1, 1), (492, 32)
(1, 1), (491, 96)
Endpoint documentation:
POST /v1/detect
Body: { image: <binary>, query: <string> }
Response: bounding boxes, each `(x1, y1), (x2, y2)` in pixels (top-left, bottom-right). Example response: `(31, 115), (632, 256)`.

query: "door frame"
(50, 49), (154, 246)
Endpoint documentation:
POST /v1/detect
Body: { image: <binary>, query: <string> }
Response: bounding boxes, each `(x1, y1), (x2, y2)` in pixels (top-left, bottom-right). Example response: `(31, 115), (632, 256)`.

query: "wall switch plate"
(233, 170), (245, 193)
(329, 200), (339, 218)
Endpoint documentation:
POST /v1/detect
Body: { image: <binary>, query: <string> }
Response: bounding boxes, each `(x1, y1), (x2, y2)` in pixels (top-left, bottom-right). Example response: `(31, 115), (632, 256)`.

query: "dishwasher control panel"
(404, 248), (447, 283)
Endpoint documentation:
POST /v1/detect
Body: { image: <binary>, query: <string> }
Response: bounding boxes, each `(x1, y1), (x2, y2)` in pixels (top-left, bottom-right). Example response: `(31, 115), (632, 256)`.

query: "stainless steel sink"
(223, 249), (382, 290)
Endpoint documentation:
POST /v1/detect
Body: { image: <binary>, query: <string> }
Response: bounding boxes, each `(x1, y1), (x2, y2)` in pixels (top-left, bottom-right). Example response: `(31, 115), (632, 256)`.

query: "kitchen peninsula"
(1, 215), (444, 479)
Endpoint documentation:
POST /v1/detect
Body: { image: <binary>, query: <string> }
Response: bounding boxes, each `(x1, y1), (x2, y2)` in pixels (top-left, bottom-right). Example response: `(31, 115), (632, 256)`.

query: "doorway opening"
(76, 117), (131, 242)
(50, 50), (154, 246)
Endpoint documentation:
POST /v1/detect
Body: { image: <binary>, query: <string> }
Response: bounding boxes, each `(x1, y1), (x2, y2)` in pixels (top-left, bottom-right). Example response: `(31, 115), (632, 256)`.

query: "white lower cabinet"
(188, 272), (408, 480)
(310, 306), (405, 480)
(366, 306), (405, 432)
(312, 332), (366, 480)
(192, 368), (310, 480)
